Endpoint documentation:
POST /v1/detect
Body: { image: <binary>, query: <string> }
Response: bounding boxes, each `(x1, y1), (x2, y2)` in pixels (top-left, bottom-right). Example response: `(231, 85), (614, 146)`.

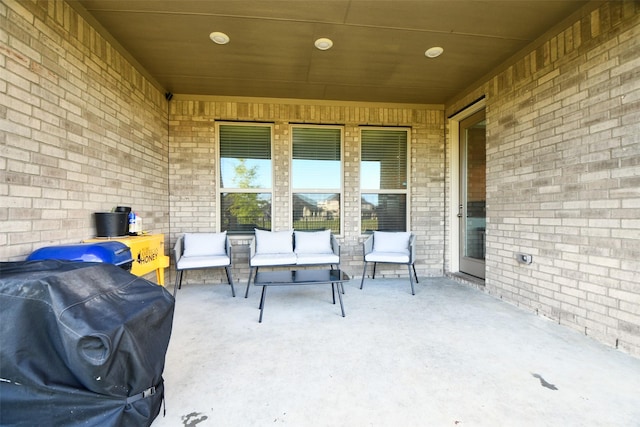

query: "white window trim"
(359, 126), (411, 234)
(289, 124), (344, 236)
(447, 98), (486, 273)
(215, 121), (275, 233)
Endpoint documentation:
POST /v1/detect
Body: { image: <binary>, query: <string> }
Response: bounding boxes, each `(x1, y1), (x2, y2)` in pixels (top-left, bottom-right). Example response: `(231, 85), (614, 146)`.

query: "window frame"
(359, 127), (411, 234)
(216, 122), (274, 234)
(289, 124), (344, 235)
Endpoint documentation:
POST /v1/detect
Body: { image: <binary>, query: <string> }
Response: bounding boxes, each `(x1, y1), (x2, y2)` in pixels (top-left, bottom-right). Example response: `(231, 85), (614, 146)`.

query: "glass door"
(459, 109), (486, 279)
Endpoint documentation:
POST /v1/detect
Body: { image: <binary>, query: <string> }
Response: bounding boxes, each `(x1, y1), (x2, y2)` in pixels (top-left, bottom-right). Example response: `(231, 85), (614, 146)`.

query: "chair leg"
(407, 264), (415, 295)
(225, 266), (236, 297)
(333, 264), (345, 294)
(173, 270), (183, 296)
(360, 262), (368, 289)
(244, 267), (255, 298)
(412, 263), (419, 283)
(372, 262), (377, 279)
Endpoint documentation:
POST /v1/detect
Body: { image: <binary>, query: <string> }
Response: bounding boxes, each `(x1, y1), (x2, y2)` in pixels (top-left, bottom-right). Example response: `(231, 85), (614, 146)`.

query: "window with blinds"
(218, 123), (273, 233)
(360, 128), (409, 233)
(291, 126), (342, 233)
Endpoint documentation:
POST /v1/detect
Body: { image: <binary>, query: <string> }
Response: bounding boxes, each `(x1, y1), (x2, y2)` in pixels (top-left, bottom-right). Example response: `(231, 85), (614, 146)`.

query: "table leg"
(259, 286), (267, 323)
(337, 281), (345, 317)
(156, 268), (165, 286)
(259, 286), (264, 309)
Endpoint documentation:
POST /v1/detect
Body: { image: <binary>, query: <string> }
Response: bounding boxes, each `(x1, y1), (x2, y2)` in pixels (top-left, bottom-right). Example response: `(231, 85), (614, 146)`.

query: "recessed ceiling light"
(425, 46), (444, 58)
(314, 38), (333, 50)
(209, 32), (230, 45)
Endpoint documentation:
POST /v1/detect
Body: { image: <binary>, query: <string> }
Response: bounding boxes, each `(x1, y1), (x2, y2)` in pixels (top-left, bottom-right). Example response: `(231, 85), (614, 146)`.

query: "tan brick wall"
(169, 98), (446, 285)
(446, 1), (640, 356)
(0, 1), (168, 264)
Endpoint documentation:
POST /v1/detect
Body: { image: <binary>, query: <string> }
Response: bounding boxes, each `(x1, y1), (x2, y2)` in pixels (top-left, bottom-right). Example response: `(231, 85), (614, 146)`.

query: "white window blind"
(361, 129), (407, 190)
(220, 124), (272, 189)
(292, 127), (341, 189)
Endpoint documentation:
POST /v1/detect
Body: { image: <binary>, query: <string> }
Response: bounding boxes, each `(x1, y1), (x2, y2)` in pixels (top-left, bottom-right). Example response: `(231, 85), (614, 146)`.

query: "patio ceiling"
(73, 0), (590, 104)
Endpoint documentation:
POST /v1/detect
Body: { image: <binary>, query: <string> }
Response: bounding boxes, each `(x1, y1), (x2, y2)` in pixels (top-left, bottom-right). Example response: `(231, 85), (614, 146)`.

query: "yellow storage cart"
(84, 234), (170, 286)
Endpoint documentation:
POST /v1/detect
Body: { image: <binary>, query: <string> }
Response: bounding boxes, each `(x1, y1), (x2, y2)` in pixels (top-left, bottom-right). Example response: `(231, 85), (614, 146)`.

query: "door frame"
(447, 98), (486, 275)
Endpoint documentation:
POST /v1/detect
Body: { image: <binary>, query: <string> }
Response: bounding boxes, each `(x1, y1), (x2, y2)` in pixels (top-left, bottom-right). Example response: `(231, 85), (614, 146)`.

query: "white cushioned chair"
(174, 232), (235, 297)
(244, 229), (340, 298)
(360, 231), (418, 295)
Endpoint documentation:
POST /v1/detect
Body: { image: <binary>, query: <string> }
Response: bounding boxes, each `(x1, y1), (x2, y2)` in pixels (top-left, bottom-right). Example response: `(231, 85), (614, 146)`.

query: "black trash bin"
(0, 260), (175, 426)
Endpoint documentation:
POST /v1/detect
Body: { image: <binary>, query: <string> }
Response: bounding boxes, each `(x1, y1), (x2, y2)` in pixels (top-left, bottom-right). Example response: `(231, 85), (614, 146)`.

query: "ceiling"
(74, 0), (590, 105)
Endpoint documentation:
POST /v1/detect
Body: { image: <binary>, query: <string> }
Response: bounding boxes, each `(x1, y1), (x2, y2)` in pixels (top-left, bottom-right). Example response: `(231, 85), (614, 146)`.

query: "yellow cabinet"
(84, 234), (170, 286)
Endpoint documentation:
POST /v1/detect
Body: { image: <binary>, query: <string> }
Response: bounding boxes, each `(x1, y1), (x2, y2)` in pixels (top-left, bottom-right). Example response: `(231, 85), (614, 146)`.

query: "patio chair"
(360, 231), (418, 295)
(173, 232), (236, 297)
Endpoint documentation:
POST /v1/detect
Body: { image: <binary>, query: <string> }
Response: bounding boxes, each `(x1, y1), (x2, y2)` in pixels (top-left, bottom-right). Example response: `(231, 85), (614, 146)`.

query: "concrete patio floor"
(151, 276), (640, 427)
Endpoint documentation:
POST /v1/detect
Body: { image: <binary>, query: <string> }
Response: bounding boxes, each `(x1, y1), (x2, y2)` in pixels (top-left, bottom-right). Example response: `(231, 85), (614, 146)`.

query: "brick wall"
(0, 0), (168, 262)
(446, 1), (640, 356)
(168, 98), (445, 285)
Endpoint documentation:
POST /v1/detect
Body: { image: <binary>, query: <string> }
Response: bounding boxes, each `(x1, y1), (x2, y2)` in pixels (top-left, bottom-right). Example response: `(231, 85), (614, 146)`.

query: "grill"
(27, 241), (133, 271)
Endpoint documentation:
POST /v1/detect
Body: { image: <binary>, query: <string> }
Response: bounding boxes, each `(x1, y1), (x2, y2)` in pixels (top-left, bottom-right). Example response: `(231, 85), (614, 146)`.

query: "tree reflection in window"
(226, 160), (270, 227)
(219, 124), (272, 233)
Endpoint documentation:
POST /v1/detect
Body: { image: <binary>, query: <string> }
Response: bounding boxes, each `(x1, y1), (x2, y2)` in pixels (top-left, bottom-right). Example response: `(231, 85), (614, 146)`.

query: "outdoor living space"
(2, 1), (640, 425)
(152, 277), (640, 426)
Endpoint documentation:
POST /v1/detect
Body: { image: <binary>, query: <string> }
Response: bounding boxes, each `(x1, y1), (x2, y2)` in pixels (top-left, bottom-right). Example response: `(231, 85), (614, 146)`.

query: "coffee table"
(253, 269), (347, 322)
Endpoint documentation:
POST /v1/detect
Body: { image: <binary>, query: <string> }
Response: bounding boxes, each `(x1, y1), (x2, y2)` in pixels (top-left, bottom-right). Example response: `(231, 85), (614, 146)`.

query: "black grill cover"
(0, 260), (175, 426)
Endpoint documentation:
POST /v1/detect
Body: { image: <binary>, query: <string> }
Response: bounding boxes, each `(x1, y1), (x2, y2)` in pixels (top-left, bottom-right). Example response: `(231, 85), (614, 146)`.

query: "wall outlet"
(517, 253), (533, 265)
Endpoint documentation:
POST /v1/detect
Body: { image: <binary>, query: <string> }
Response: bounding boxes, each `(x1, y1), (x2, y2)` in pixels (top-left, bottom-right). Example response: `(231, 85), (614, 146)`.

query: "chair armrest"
(330, 233), (340, 257)
(173, 235), (184, 264)
(249, 237), (256, 263)
(225, 236), (233, 259)
(363, 234), (374, 256)
(409, 233), (416, 262)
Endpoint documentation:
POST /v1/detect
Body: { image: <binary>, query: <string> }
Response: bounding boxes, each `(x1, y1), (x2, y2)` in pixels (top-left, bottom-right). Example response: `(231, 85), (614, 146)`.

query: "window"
(291, 126), (342, 233)
(360, 128), (409, 232)
(218, 123), (273, 233)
